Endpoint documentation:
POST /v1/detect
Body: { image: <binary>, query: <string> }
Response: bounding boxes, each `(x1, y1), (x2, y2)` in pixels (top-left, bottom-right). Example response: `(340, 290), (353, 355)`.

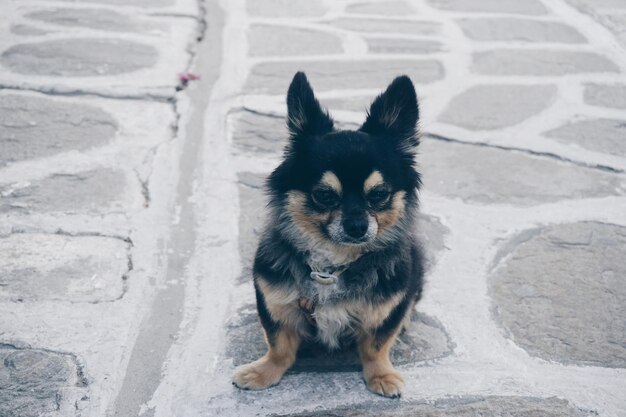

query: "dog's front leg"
(233, 279), (301, 390)
(233, 325), (300, 390)
(358, 329), (404, 398)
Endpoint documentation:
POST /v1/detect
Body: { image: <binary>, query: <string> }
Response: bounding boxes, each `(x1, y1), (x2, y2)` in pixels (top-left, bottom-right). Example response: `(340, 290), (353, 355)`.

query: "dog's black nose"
(343, 216), (369, 239)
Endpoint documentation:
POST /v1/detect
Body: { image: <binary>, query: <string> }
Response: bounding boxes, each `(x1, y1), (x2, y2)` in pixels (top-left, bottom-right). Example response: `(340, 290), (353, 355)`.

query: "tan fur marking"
(364, 170), (384, 193)
(256, 277), (305, 333)
(233, 327), (300, 390)
(257, 278), (299, 307)
(312, 293), (405, 349)
(357, 293), (405, 331)
(286, 191), (365, 263)
(320, 171), (342, 194)
(375, 190), (406, 231)
(287, 191), (328, 244)
(358, 328), (404, 398)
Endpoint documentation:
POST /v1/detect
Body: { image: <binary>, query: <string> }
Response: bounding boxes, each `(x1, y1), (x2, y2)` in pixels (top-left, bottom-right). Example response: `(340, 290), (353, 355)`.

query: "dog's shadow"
(227, 307), (454, 373)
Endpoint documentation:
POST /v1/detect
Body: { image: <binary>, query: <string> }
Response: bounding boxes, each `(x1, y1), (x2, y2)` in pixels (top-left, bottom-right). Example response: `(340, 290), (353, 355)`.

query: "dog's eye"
(312, 189), (339, 207)
(367, 189), (391, 206)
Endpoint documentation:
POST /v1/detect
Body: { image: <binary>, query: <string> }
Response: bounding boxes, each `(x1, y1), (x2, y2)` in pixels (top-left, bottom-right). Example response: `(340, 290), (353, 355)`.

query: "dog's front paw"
(232, 358), (285, 390)
(365, 371), (404, 398)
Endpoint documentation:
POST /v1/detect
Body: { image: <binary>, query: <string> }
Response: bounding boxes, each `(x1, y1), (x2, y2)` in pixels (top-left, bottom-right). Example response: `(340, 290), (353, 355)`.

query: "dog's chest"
(299, 247), (366, 347)
(301, 279), (351, 347)
(301, 247), (358, 299)
(312, 303), (358, 348)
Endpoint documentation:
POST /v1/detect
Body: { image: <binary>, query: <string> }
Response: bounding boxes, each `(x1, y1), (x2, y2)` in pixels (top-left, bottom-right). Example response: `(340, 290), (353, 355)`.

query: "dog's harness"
(298, 296), (318, 325)
(299, 265), (349, 326)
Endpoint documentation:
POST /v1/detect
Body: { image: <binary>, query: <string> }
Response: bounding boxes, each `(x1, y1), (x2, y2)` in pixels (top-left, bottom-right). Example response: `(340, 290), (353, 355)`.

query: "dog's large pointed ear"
(286, 72), (334, 139)
(360, 75), (419, 150)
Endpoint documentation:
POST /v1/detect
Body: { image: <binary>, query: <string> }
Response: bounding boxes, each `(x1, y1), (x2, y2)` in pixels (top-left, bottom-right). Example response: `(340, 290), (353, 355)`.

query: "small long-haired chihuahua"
(233, 72), (424, 398)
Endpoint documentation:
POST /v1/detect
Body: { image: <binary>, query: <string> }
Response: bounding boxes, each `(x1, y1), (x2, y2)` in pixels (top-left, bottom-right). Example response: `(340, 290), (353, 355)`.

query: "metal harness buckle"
(309, 264), (347, 285)
(309, 271), (339, 285)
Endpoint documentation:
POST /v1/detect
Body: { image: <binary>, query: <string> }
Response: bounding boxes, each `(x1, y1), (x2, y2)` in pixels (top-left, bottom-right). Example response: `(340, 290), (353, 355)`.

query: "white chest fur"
(309, 293), (403, 349)
(312, 303), (355, 349)
(303, 246), (367, 348)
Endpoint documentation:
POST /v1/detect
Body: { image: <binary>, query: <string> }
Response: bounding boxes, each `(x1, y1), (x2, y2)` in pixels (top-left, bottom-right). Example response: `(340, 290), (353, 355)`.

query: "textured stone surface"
(457, 18), (585, 43)
(604, 14), (626, 32)
(279, 396), (593, 416)
(0, 233), (129, 302)
(439, 85), (557, 130)
(426, 0), (547, 15)
(0, 344), (88, 417)
(330, 18), (440, 35)
(345, 1), (413, 15)
(420, 138), (624, 205)
(237, 172), (267, 284)
(584, 83), (626, 109)
(490, 222), (626, 367)
(472, 50), (618, 75)
(0, 94), (117, 166)
(0, 169), (133, 214)
(601, 14), (626, 48)
(564, 1), (626, 47)
(55, 0), (173, 5)
(248, 25), (342, 57)
(10, 24), (49, 36)
(247, 0), (326, 17)
(230, 111), (359, 155)
(321, 96), (373, 112)
(231, 111), (286, 154)
(567, 0), (626, 8)
(3, 1), (626, 414)
(366, 38), (443, 54)
(227, 306), (453, 371)
(25, 8), (163, 33)
(545, 118), (626, 156)
(246, 60), (444, 94)
(417, 214), (449, 270)
(1, 38), (158, 76)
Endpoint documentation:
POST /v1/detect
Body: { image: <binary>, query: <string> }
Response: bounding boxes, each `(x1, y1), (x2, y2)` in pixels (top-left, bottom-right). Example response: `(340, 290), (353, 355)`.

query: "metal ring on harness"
(310, 271), (338, 285)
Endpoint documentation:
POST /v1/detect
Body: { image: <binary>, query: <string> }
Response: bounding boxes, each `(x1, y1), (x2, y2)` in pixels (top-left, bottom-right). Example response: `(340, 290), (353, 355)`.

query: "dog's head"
(268, 72), (421, 251)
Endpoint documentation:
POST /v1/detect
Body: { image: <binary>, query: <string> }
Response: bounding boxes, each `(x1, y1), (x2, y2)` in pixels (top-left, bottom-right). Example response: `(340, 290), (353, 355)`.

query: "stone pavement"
(1, 0), (625, 416)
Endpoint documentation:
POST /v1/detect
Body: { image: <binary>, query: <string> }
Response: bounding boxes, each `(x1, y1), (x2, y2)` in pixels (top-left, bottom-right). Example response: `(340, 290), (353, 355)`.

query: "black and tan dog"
(233, 72), (424, 398)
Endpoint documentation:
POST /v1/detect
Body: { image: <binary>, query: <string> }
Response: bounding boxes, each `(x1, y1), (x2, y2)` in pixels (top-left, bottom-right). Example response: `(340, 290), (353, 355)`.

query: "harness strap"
(301, 263), (349, 327)
(299, 296), (317, 326)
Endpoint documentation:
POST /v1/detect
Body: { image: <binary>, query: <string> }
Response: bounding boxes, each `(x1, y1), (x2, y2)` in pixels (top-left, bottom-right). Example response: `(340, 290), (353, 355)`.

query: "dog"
(233, 72), (424, 398)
